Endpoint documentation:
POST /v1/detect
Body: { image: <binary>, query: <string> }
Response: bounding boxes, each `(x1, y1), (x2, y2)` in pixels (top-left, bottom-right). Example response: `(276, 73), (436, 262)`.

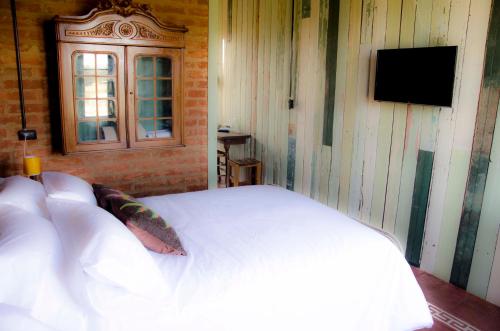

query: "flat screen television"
(374, 46), (457, 107)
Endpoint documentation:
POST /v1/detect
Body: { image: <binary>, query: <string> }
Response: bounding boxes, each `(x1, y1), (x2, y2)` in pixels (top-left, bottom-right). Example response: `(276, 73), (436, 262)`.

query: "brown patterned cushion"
(92, 184), (186, 256)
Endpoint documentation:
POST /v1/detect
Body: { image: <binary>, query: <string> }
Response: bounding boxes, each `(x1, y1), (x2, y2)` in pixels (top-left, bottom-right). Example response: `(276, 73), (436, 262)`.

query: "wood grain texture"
(420, 0), (472, 273)
(406, 149), (434, 266)
(216, 0), (495, 299)
(434, 0), (492, 282)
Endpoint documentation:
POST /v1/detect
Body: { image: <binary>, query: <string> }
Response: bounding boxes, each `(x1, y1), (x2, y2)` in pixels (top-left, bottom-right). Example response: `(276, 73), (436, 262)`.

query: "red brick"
(0, 0), (208, 195)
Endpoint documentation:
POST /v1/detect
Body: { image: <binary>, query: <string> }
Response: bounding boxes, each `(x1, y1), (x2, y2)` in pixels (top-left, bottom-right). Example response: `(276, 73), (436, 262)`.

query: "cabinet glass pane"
(136, 57), (153, 77)
(78, 122), (97, 142)
(77, 99), (97, 119)
(156, 57), (171, 77)
(97, 100), (116, 118)
(157, 80), (172, 97)
(157, 100), (172, 117)
(137, 80), (154, 98)
(97, 78), (115, 98)
(99, 121), (118, 141)
(138, 120), (154, 139)
(138, 100), (154, 118)
(75, 53), (95, 75)
(76, 77), (96, 98)
(96, 54), (115, 75)
(156, 119), (172, 138)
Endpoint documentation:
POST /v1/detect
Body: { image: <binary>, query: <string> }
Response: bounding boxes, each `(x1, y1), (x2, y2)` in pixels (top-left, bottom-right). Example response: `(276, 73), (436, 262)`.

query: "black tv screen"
(374, 46), (457, 107)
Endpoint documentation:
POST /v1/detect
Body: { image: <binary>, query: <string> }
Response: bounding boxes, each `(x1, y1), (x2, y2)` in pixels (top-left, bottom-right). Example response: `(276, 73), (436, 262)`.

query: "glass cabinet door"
(59, 43), (126, 153)
(74, 53), (118, 143)
(127, 47), (182, 147)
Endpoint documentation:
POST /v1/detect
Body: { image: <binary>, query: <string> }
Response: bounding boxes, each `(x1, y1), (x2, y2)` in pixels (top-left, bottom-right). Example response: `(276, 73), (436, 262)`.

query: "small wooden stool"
(228, 158), (262, 187)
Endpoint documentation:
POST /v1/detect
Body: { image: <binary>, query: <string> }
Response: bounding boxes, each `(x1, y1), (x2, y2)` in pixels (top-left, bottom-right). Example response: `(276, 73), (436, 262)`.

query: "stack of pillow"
(0, 172), (187, 331)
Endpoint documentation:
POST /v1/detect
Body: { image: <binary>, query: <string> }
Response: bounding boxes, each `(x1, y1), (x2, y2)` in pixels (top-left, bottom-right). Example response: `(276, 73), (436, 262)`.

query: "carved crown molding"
(54, 0), (187, 48)
(97, 0), (152, 17)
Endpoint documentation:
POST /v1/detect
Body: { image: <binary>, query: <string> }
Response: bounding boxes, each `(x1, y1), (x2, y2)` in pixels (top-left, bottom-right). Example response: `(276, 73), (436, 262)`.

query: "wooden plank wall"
(217, 0), (497, 300)
(218, 0), (292, 187)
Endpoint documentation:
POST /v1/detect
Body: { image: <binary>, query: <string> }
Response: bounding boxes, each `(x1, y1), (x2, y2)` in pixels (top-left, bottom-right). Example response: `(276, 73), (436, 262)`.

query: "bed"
(0, 174), (433, 331)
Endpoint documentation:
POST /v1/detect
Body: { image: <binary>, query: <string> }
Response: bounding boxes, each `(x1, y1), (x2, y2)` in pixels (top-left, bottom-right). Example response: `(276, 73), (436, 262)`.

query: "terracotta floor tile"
(412, 267), (500, 331)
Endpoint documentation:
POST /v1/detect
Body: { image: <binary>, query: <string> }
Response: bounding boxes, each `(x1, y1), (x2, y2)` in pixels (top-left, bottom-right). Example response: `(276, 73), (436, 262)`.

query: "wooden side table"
(228, 158), (261, 187)
(217, 132), (251, 187)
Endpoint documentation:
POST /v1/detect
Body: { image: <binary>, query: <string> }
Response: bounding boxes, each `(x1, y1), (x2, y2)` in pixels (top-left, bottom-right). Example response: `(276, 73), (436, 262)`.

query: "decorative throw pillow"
(92, 184), (186, 256)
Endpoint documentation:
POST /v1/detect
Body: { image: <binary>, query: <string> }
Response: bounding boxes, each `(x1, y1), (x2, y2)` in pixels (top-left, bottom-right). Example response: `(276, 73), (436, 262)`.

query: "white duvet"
(139, 185), (433, 331)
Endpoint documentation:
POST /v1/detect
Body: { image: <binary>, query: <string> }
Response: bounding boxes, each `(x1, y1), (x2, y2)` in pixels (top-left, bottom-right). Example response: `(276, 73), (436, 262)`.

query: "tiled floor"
(413, 267), (500, 331)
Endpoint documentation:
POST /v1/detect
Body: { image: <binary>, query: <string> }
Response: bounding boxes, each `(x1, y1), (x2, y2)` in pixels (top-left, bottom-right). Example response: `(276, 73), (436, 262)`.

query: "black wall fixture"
(10, 0), (37, 140)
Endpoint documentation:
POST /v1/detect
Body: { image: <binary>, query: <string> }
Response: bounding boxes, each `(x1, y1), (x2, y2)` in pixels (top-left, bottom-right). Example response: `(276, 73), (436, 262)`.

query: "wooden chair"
(217, 150), (226, 183)
(228, 158), (262, 187)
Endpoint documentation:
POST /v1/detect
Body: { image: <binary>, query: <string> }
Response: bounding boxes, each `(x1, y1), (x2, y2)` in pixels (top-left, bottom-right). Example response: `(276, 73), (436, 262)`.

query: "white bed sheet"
(140, 185), (432, 331)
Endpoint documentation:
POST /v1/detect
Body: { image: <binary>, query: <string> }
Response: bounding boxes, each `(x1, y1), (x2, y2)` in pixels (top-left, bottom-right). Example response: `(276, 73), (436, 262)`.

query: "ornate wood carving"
(97, 0), (152, 17)
(66, 21), (118, 38)
(55, 0), (187, 48)
(132, 21), (184, 42)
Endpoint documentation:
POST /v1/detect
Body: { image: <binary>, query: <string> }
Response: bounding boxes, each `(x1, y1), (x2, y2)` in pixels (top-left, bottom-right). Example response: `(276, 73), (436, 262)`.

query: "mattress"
(139, 185), (433, 331)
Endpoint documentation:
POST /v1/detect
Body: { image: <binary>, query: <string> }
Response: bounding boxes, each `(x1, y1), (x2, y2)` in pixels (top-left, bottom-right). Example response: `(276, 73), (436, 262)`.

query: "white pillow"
(0, 175), (49, 218)
(46, 198), (169, 300)
(42, 172), (97, 205)
(0, 205), (87, 331)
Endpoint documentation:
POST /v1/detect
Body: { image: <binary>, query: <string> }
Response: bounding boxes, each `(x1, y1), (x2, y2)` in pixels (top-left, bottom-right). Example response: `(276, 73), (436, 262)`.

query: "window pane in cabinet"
(96, 54), (115, 75)
(156, 119), (172, 138)
(138, 80), (154, 98)
(138, 100), (154, 118)
(138, 120), (154, 139)
(76, 77), (96, 98)
(157, 80), (172, 97)
(78, 122), (97, 142)
(97, 100), (116, 118)
(156, 57), (171, 77)
(99, 121), (118, 141)
(156, 100), (172, 117)
(136, 57), (154, 77)
(75, 53), (95, 75)
(97, 78), (115, 98)
(77, 99), (97, 119)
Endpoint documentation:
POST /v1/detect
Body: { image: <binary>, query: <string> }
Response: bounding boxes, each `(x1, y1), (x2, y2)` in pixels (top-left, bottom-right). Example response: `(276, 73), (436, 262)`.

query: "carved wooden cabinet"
(55, 0), (187, 153)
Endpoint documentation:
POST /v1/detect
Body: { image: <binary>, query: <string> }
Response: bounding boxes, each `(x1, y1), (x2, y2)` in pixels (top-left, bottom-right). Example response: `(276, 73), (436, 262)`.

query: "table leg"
(224, 143), (230, 188)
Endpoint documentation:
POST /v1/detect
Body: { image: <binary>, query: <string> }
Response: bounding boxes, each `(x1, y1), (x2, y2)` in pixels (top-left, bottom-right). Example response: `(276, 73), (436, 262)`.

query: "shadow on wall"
(43, 20), (62, 154)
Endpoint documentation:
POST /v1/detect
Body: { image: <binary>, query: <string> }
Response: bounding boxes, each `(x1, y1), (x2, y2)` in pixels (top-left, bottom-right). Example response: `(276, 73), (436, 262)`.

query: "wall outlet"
(17, 129), (37, 140)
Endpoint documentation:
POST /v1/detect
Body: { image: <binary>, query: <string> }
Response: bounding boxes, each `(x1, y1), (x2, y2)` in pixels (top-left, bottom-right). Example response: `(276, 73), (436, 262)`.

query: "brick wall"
(0, 0), (208, 196)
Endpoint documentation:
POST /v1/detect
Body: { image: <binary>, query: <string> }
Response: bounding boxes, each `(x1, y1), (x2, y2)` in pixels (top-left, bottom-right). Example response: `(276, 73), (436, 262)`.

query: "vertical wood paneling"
(406, 150), (434, 266)
(208, 0), (222, 189)
(360, 0), (387, 221)
(217, 0), (495, 299)
(327, 0), (351, 208)
(434, 0), (492, 282)
(420, 0), (471, 272)
(468, 0), (500, 300)
(381, 0), (416, 234)
(337, 0), (362, 212)
(369, 0), (402, 227)
(453, 0), (500, 290)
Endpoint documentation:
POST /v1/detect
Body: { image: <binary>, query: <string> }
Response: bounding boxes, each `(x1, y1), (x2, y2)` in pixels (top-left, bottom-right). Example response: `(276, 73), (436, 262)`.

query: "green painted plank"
(302, 0), (312, 18)
(484, 0), (500, 87)
(322, 0), (340, 147)
(327, 0), (350, 208)
(406, 150), (435, 266)
(450, 152), (492, 288)
(468, 92), (500, 298)
(451, 87), (500, 288)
